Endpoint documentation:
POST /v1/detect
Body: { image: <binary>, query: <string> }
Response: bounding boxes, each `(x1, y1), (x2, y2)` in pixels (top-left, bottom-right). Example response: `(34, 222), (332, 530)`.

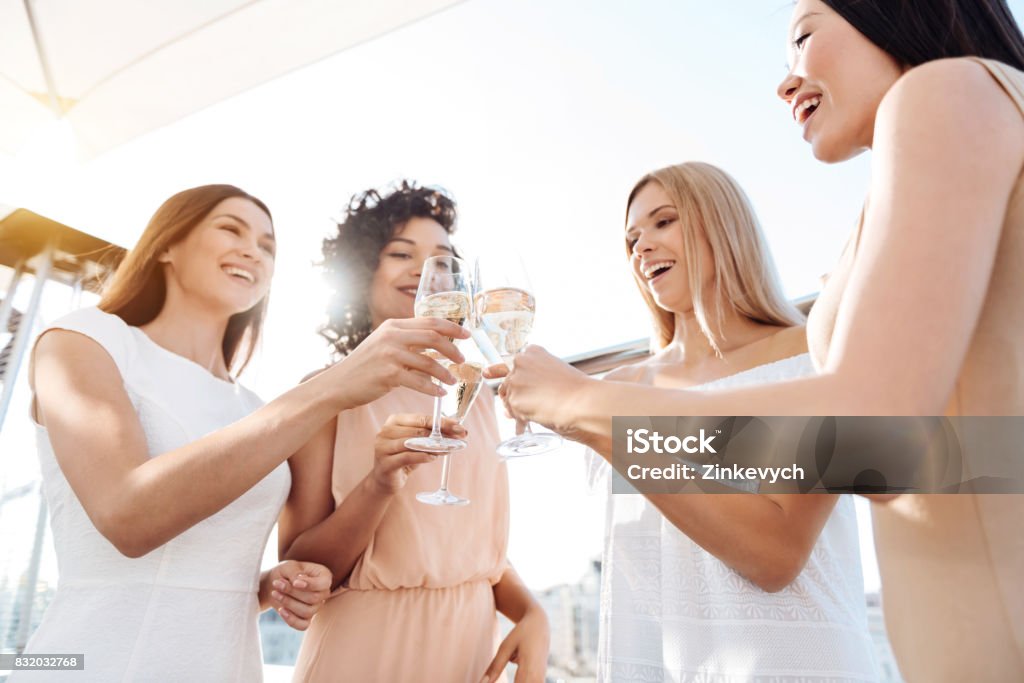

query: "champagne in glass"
(416, 291), (471, 334)
(475, 287), (536, 361)
(473, 257), (562, 459)
(441, 361), (485, 422)
(405, 258), (472, 456)
(406, 255), (478, 507)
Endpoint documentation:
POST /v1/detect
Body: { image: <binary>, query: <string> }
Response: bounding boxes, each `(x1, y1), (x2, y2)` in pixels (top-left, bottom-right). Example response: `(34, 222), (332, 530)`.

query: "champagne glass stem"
(428, 392), (444, 442)
(438, 454), (453, 494)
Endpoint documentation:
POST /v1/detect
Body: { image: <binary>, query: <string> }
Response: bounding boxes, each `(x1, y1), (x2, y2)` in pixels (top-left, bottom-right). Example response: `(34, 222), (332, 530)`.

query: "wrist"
(554, 374), (596, 439)
(321, 362), (358, 413)
(363, 471), (398, 499)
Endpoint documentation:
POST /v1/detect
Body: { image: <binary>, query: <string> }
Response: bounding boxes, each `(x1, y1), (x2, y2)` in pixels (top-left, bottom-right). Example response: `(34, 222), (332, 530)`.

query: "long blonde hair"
(99, 184), (273, 376)
(625, 162), (802, 350)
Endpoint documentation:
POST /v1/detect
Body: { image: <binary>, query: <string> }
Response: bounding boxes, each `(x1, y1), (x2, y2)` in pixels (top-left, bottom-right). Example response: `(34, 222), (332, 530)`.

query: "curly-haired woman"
(279, 181), (549, 683)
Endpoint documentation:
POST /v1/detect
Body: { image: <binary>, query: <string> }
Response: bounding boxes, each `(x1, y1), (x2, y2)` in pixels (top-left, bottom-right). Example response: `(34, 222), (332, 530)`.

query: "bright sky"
(3, 0), (1023, 593)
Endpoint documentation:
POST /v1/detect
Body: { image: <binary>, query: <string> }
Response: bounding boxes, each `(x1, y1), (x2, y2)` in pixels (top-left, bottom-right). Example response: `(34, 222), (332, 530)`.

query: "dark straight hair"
(821, 0), (1024, 70)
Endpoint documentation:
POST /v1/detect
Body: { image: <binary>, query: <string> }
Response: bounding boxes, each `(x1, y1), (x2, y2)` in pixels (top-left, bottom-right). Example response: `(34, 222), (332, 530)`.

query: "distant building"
(259, 609), (304, 665)
(536, 557), (601, 680)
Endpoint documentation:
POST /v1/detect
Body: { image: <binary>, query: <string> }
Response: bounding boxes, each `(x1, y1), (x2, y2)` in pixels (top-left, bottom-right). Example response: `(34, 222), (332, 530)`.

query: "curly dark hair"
(319, 180), (458, 356)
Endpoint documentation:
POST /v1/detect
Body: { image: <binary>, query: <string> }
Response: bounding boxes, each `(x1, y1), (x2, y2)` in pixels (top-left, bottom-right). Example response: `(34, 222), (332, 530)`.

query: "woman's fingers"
(395, 329), (466, 364)
(272, 581), (326, 607)
(479, 636), (518, 683)
(393, 316), (470, 342)
(395, 349), (457, 386)
(380, 415), (467, 441)
(270, 589), (321, 620)
(276, 606), (311, 631)
(483, 362), (509, 380)
(399, 369), (447, 398)
(377, 440), (439, 463)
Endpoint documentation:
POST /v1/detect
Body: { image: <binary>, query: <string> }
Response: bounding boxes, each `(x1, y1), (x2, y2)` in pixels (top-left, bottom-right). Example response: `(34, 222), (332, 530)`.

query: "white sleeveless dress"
(14, 307), (290, 682)
(593, 354), (878, 682)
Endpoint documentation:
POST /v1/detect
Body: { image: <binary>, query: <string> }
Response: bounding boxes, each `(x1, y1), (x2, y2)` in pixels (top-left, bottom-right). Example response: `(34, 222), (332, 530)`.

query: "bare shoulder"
(879, 58), (1024, 153)
(31, 329), (129, 424)
(33, 328), (119, 379)
(766, 325), (808, 358)
(742, 325), (807, 368)
(603, 360), (649, 383)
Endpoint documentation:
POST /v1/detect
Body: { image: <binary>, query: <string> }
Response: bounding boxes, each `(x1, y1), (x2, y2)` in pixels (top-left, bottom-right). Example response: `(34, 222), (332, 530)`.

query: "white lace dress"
(593, 354), (877, 682)
(14, 307), (290, 682)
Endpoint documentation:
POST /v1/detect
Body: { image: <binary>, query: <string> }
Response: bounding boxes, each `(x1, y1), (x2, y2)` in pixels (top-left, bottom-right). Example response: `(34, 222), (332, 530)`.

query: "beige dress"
(291, 386), (510, 682)
(807, 57), (1024, 682)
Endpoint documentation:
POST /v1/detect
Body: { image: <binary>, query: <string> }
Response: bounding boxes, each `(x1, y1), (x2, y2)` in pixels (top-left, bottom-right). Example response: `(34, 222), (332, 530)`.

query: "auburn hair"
(99, 184), (273, 376)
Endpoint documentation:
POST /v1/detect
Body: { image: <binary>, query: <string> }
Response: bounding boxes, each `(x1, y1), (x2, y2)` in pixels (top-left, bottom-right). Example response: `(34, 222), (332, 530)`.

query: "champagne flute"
(405, 255), (475, 505)
(473, 256), (563, 458)
(417, 359), (486, 506)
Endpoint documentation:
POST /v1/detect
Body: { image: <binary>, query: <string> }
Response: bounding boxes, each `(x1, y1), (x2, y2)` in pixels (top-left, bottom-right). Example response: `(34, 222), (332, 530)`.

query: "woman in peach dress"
(279, 182), (549, 683)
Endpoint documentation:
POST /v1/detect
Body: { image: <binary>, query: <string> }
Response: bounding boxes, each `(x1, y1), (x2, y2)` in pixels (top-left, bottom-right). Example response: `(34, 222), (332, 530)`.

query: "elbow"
(94, 506), (158, 559)
(745, 551), (807, 594)
(103, 528), (154, 559)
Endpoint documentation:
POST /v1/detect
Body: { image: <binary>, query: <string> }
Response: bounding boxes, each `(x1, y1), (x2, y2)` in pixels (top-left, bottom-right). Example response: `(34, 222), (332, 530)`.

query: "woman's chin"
(810, 135), (865, 165)
(652, 294), (691, 316)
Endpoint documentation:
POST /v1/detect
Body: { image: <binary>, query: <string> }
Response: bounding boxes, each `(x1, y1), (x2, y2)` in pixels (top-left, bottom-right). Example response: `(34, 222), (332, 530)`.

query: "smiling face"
(777, 0), (905, 162)
(160, 197), (276, 316)
(626, 180), (714, 315)
(368, 216), (454, 327)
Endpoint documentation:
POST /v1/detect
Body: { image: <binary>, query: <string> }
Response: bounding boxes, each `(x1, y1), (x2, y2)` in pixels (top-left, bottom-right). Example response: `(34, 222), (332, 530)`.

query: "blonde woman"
(562, 162), (871, 680)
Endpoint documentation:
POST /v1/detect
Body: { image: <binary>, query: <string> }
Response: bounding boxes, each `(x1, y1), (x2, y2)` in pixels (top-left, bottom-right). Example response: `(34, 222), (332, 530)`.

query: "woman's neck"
(664, 307), (780, 366)
(140, 292), (231, 380)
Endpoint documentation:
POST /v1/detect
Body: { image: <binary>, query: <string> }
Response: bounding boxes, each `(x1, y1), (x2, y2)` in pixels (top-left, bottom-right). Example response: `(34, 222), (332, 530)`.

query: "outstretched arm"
(33, 317), (468, 558)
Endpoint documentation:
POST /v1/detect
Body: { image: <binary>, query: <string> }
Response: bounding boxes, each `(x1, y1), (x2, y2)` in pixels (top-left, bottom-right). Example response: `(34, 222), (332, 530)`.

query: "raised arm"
(33, 316), (468, 558)
(502, 59), (1024, 449)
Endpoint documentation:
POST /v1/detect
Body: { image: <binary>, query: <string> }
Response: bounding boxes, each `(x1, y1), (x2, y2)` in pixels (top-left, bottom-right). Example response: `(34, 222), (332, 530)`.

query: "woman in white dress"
(502, 162), (876, 681)
(17, 184), (469, 681)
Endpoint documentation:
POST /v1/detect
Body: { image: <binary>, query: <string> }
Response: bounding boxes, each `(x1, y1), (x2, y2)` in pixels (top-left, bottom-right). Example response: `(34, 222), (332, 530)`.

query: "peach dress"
(808, 58), (1024, 682)
(291, 386), (510, 683)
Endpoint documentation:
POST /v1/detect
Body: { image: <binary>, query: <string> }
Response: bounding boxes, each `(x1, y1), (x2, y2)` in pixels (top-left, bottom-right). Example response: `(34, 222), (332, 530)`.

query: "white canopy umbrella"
(0, 0), (465, 159)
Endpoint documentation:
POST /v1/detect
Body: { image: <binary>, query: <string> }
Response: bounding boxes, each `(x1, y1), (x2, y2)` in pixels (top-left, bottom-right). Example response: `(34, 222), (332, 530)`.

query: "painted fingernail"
(279, 608), (289, 618)
(294, 580), (308, 589)
(273, 580), (286, 590)
(271, 590), (282, 600)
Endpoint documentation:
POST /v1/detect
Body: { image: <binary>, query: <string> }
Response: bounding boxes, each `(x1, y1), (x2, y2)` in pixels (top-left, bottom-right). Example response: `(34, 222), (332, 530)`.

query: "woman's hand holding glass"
(473, 255), (563, 458)
(370, 413), (467, 494)
(327, 316), (469, 408)
(486, 345), (592, 438)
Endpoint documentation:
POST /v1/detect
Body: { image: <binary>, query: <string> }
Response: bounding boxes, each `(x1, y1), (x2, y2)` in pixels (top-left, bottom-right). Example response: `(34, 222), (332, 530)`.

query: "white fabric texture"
(594, 354), (878, 682)
(15, 307), (290, 682)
